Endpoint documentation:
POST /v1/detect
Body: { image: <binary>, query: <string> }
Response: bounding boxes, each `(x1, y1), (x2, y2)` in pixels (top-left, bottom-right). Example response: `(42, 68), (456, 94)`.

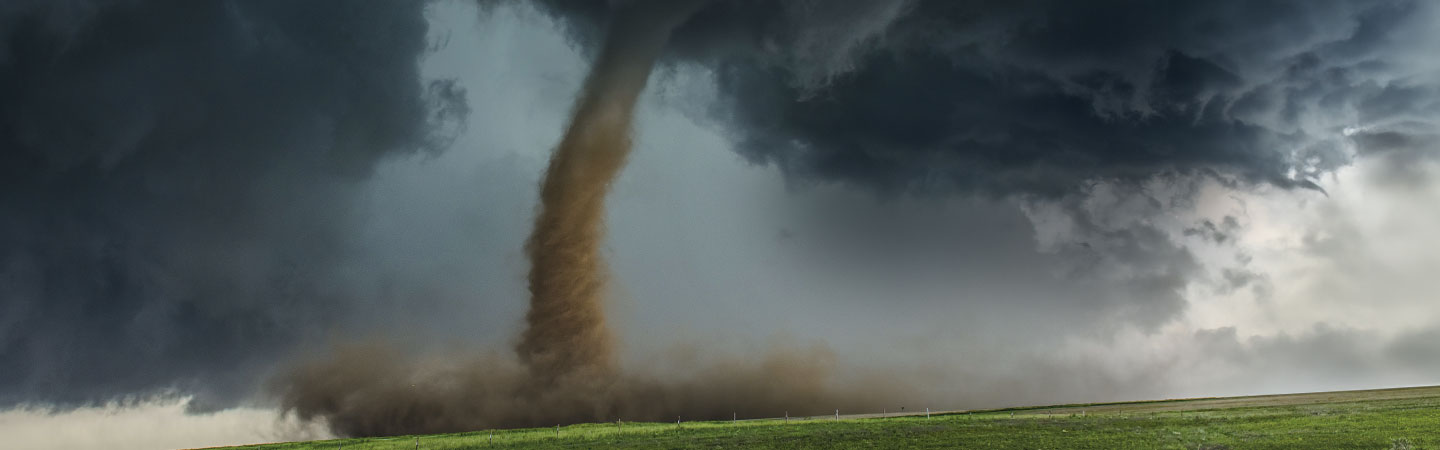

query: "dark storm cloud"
(0, 0), (461, 409)
(531, 0), (1438, 196)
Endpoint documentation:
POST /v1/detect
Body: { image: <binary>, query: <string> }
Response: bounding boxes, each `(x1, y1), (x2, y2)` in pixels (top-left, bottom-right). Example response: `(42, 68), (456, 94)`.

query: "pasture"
(219, 385), (1440, 449)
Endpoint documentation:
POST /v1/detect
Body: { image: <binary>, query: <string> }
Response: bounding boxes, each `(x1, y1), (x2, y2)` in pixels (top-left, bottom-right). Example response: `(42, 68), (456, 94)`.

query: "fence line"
(319, 404), (1073, 449)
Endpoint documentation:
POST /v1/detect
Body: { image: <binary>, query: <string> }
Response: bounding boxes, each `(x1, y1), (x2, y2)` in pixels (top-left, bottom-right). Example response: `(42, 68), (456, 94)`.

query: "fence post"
(555, 425), (559, 437)
(785, 411), (789, 423)
(414, 437), (419, 450)
(489, 432), (493, 444)
(676, 416), (681, 429)
(733, 412), (736, 424)
(926, 408), (930, 418)
(835, 410), (839, 421)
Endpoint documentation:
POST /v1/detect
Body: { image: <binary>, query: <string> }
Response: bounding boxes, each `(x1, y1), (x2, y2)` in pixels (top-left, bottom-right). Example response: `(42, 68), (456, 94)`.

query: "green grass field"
(221, 386), (1440, 449)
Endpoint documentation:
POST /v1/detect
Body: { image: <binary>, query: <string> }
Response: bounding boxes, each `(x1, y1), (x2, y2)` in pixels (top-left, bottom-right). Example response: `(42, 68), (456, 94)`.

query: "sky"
(2, 0), (1439, 448)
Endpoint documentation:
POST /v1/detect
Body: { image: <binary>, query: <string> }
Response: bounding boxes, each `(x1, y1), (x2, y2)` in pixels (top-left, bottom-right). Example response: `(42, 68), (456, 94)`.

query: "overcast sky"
(2, 0), (1439, 448)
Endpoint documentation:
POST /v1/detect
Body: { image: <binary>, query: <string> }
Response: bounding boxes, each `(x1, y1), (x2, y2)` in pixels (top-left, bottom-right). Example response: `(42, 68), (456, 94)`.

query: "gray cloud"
(1218, 268), (1270, 300)
(1191, 323), (1440, 392)
(1184, 216), (1241, 245)
(0, 0), (461, 409)
(1026, 191), (1202, 330)
(529, 0), (1439, 196)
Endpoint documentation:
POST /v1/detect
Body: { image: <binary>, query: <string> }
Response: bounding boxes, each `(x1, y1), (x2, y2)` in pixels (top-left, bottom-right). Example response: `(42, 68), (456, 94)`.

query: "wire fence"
(288, 405), (1104, 450)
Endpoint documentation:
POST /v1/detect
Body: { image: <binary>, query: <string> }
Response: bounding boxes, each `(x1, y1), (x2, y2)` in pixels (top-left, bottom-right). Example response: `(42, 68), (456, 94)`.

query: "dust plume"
(277, 342), (916, 437)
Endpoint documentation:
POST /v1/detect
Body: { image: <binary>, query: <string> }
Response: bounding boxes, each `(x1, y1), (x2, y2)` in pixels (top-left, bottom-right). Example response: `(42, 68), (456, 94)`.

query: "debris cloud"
(277, 342), (913, 436)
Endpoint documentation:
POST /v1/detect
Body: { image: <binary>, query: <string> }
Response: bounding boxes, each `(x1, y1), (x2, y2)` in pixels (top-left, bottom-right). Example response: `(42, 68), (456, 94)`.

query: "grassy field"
(221, 386), (1440, 449)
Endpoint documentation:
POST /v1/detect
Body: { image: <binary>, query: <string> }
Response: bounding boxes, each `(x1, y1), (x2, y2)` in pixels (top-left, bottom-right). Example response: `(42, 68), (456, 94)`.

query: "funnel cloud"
(516, 0), (699, 384)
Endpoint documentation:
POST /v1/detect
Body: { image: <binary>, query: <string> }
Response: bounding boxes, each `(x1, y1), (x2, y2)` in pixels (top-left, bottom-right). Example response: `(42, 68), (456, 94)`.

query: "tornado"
(516, 1), (702, 385)
(277, 2), (917, 435)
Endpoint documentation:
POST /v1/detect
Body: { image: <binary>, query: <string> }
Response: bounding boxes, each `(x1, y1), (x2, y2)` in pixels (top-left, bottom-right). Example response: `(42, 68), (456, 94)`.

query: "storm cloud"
(0, 0), (462, 408)
(532, 0), (1439, 196)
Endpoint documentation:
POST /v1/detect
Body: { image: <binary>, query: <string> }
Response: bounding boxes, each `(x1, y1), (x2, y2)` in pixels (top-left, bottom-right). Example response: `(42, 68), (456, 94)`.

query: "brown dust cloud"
(276, 1), (916, 436)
